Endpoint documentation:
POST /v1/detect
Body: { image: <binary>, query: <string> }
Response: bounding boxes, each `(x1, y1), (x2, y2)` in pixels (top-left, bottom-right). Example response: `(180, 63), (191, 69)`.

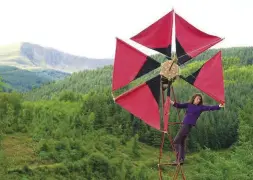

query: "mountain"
(0, 42), (114, 92)
(0, 42), (113, 73)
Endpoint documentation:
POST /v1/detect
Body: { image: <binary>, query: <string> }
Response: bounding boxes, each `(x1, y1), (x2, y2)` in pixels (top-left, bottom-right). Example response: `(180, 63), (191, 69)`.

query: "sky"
(0, 0), (252, 59)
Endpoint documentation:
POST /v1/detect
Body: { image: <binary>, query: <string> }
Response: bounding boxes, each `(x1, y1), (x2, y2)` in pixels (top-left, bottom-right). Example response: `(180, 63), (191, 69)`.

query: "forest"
(0, 47), (253, 179)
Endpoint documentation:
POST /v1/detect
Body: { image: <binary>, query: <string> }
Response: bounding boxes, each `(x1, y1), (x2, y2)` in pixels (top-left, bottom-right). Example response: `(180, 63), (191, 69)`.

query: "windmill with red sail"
(111, 9), (225, 180)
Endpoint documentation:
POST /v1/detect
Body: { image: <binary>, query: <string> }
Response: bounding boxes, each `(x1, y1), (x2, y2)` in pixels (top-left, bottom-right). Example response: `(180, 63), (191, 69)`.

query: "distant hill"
(0, 42), (113, 91)
(0, 42), (113, 73)
(191, 46), (253, 65)
(0, 66), (69, 92)
(24, 65), (112, 100)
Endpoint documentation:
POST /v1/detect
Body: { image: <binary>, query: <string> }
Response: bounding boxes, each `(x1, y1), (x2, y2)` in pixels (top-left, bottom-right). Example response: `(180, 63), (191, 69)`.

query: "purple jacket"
(173, 102), (221, 125)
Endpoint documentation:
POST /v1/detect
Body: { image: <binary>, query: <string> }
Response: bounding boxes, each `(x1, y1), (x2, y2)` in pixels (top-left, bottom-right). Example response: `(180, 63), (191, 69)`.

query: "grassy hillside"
(0, 43), (71, 92)
(0, 47), (252, 179)
(0, 43), (36, 69)
(0, 42), (113, 73)
(0, 42), (113, 92)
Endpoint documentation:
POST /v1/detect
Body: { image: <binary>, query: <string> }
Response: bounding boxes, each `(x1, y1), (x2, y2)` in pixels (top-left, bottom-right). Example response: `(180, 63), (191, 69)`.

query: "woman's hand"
(170, 100), (174, 105)
(219, 103), (225, 108)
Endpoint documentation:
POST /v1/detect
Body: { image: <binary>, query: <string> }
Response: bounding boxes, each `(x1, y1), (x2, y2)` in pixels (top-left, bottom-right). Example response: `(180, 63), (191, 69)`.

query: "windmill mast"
(171, 8), (176, 58)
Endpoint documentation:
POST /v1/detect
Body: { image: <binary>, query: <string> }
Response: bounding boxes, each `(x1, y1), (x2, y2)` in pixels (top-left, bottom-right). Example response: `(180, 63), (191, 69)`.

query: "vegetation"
(0, 47), (252, 179)
(0, 66), (69, 92)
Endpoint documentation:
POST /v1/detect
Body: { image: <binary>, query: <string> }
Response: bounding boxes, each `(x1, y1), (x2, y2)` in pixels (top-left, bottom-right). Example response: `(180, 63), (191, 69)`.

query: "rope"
(158, 84), (186, 180)
(158, 80), (166, 180)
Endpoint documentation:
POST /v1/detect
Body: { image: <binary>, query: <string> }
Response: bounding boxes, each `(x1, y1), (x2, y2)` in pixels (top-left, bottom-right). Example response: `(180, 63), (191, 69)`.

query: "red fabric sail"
(181, 51), (225, 103)
(112, 38), (160, 91)
(130, 10), (173, 58)
(114, 75), (161, 130)
(175, 13), (223, 65)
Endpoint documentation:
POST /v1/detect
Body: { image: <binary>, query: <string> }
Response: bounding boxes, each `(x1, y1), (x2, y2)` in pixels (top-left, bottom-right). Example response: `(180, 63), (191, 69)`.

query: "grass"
(0, 42), (36, 70)
(0, 132), (234, 179)
(0, 42), (49, 70)
(0, 132), (179, 178)
(1, 133), (37, 168)
(0, 133), (56, 172)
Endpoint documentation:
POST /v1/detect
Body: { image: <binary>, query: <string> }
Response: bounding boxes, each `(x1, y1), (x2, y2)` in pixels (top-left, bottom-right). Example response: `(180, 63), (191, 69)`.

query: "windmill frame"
(112, 9), (225, 179)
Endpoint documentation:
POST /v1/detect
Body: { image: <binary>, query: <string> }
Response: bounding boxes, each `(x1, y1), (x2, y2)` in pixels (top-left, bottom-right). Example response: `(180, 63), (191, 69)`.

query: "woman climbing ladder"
(170, 93), (225, 164)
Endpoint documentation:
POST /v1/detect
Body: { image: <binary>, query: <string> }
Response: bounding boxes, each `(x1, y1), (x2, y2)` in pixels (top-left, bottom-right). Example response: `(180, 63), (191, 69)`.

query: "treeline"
(192, 46), (253, 65)
(0, 66), (69, 92)
(24, 66), (113, 101)
(1, 58), (252, 150)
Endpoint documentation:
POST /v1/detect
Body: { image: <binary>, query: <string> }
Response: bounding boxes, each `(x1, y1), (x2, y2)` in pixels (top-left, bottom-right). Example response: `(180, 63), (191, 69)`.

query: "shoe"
(171, 159), (184, 165)
(179, 159), (184, 164)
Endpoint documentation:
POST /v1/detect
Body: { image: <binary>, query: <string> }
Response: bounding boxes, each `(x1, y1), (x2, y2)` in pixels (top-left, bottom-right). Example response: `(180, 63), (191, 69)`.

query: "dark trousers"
(173, 124), (192, 161)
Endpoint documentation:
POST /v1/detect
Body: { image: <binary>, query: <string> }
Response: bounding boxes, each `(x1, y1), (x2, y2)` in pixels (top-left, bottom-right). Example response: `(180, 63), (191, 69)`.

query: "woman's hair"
(189, 93), (203, 105)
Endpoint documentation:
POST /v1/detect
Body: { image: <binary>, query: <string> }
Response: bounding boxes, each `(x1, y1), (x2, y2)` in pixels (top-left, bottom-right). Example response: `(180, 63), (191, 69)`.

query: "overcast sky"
(0, 0), (252, 58)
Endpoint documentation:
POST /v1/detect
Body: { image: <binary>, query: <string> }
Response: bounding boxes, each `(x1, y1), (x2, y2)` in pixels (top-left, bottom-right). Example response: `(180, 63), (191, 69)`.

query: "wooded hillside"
(0, 47), (252, 179)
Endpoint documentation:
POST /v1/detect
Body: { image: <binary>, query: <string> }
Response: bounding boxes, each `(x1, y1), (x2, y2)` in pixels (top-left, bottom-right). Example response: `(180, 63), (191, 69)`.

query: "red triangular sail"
(181, 51), (225, 103)
(131, 10), (173, 58)
(175, 13), (223, 65)
(114, 75), (161, 130)
(112, 38), (160, 91)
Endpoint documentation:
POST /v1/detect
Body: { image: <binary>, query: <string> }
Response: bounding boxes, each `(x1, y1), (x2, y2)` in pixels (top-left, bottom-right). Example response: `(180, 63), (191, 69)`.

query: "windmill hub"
(160, 60), (179, 81)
